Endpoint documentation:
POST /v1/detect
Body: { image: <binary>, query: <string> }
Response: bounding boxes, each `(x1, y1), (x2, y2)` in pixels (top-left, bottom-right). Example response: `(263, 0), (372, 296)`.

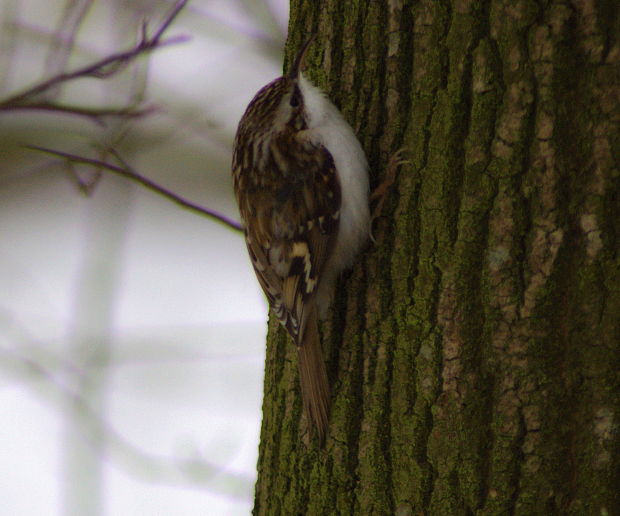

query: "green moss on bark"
(254, 1), (620, 515)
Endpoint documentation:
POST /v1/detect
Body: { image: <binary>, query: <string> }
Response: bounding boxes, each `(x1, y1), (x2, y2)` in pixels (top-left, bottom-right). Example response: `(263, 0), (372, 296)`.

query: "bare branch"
(151, 0), (188, 43)
(27, 145), (244, 233)
(1, 101), (156, 124)
(0, 0), (189, 111)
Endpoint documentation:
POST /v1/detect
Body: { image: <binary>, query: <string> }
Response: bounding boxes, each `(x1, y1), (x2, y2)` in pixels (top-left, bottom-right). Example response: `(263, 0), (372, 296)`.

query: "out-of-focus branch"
(0, 341), (253, 497)
(0, 0), (189, 122)
(1, 101), (156, 123)
(28, 145), (244, 233)
(44, 0), (95, 84)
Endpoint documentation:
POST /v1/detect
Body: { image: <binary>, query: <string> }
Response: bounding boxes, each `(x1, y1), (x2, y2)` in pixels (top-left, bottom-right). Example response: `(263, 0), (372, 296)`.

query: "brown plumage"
(232, 40), (339, 441)
(232, 38), (370, 442)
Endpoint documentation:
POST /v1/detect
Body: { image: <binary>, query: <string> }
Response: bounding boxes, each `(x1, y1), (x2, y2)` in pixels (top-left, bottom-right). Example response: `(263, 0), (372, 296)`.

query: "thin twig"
(1, 101), (156, 123)
(0, 0), (189, 109)
(27, 145), (243, 233)
(151, 0), (187, 42)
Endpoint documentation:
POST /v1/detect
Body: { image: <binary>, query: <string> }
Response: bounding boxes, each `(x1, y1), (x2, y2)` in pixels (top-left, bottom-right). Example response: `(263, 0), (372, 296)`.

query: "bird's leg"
(370, 148), (407, 241)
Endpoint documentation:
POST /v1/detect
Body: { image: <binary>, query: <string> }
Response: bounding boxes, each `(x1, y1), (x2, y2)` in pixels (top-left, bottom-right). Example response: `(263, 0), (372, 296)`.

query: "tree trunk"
(254, 1), (620, 514)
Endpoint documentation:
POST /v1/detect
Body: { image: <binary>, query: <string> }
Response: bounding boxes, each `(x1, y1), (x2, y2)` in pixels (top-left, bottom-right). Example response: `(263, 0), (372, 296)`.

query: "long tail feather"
(297, 308), (330, 442)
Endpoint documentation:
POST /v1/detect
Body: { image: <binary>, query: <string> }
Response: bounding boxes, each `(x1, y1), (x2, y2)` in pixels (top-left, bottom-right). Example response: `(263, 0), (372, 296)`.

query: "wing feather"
(238, 134), (341, 344)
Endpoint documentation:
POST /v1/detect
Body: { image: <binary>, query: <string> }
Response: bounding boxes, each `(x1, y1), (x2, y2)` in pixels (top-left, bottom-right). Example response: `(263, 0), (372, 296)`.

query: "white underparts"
(297, 74), (370, 314)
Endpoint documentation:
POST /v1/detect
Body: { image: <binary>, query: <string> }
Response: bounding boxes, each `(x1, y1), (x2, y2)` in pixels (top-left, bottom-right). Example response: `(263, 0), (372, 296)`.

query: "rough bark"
(254, 1), (620, 515)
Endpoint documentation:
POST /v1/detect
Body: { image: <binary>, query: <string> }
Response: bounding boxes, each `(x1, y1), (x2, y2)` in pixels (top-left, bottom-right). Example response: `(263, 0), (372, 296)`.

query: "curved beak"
(288, 34), (316, 79)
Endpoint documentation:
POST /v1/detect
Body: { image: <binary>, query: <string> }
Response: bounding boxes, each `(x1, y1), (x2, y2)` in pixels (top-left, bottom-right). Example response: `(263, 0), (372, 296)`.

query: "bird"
(231, 36), (370, 442)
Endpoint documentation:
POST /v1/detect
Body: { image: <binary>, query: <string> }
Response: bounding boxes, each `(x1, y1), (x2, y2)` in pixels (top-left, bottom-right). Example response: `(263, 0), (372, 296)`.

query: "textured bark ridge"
(254, 1), (620, 515)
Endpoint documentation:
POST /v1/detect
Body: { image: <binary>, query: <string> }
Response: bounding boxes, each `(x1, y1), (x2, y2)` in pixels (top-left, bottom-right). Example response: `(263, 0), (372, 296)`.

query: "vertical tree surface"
(254, 1), (619, 514)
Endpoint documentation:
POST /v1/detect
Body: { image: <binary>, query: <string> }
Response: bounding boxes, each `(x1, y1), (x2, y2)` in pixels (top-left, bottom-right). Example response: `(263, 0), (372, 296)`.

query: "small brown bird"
(232, 37), (370, 441)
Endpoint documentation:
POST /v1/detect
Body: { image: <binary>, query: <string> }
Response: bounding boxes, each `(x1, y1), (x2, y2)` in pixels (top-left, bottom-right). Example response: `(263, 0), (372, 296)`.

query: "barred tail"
(297, 308), (330, 443)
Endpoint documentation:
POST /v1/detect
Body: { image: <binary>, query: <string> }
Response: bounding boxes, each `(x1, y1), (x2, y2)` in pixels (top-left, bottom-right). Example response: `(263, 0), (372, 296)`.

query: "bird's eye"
(290, 88), (301, 107)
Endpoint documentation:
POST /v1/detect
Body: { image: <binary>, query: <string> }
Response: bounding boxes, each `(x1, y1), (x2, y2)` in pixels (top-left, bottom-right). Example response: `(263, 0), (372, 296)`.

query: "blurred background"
(0, 0), (288, 514)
